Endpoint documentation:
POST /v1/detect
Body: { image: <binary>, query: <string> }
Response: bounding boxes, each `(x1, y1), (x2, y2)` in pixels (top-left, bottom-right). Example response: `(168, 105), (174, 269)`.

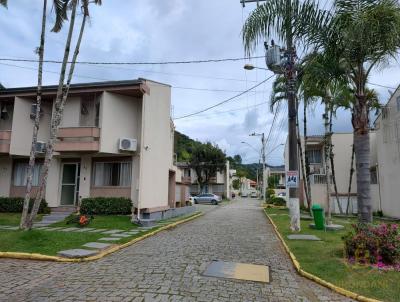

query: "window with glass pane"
(93, 162), (131, 187)
(13, 162), (42, 186)
(306, 149), (322, 164)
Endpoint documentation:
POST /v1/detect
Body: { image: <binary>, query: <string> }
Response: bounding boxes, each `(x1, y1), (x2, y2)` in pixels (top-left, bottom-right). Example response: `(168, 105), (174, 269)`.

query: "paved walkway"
(0, 199), (353, 301)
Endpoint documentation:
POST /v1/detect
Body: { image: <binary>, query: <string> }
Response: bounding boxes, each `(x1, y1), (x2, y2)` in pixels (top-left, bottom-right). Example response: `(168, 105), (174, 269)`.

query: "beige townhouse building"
(284, 132), (381, 214)
(176, 161), (231, 198)
(0, 79), (176, 219)
(375, 85), (400, 218)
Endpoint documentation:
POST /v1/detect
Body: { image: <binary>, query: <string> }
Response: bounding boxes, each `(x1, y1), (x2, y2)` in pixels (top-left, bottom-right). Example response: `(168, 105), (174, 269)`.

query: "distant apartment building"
(175, 161), (231, 198)
(284, 132), (380, 214)
(374, 85), (400, 218)
(0, 79), (177, 219)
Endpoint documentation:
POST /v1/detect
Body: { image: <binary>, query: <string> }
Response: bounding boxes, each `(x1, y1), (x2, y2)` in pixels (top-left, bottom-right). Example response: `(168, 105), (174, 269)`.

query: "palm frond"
(51, 0), (69, 32)
(0, 0), (7, 8)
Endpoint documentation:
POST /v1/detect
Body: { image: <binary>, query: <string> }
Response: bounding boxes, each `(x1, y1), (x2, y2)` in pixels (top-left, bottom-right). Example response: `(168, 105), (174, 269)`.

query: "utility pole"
(250, 132), (266, 202)
(241, 0), (300, 231)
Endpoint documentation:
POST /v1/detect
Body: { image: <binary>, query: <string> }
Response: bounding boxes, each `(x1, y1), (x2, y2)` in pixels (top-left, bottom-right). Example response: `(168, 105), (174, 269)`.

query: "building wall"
(286, 133), (380, 213)
(138, 81), (172, 210)
(60, 97), (81, 127)
(376, 88), (400, 218)
(10, 97), (52, 156)
(99, 92), (141, 154)
(0, 156), (12, 196)
(45, 157), (61, 207)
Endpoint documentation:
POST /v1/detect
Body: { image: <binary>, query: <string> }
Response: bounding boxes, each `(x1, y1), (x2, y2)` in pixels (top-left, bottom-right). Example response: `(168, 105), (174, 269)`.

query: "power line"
(0, 62), (268, 94)
(0, 55), (265, 66)
(174, 75), (275, 120)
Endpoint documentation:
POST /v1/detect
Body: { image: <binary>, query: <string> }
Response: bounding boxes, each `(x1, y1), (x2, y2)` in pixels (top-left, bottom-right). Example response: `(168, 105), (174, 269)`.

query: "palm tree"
(243, 0), (329, 231)
(306, 0), (400, 223)
(20, 0), (70, 229)
(0, 0), (7, 7)
(25, 0), (102, 229)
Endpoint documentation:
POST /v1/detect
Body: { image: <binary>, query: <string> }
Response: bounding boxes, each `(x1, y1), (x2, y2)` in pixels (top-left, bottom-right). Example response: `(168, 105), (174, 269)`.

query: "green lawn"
(266, 207), (400, 302)
(0, 212), (200, 256)
(51, 214), (137, 230)
(0, 213), (43, 226)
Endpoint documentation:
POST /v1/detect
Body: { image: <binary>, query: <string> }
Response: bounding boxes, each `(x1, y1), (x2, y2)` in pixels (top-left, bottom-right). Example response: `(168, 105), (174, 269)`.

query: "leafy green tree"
(232, 179), (240, 190)
(189, 143), (226, 193)
(268, 175), (279, 189)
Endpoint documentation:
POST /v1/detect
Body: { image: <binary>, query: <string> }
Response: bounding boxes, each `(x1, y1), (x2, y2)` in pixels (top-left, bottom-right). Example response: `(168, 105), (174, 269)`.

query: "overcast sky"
(0, 0), (399, 165)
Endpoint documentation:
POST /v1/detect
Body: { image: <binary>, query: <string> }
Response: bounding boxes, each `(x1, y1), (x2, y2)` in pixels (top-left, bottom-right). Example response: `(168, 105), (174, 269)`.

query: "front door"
(60, 163), (80, 206)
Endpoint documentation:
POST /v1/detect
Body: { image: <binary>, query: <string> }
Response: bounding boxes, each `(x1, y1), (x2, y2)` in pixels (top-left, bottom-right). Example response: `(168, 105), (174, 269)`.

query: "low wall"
(142, 205), (196, 220)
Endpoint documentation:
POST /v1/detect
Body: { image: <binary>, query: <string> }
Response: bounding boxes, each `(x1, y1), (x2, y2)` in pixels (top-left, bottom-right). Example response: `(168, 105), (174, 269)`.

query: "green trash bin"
(312, 204), (325, 230)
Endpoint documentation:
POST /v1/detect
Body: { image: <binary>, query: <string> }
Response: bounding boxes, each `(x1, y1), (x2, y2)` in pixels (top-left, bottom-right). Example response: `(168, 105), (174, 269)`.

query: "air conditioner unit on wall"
(119, 138), (137, 152)
(34, 141), (47, 154)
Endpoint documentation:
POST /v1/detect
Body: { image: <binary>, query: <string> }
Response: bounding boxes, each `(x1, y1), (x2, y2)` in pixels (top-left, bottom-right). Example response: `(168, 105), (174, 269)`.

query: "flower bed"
(343, 223), (400, 269)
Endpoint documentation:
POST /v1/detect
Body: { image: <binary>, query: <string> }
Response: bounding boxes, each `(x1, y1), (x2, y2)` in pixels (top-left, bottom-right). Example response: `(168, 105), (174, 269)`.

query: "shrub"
(0, 197), (50, 214)
(80, 197), (132, 215)
(266, 188), (275, 200)
(271, 196), (286, 206)
(66, 214), (93, 227)
(343, 223), (400, 265)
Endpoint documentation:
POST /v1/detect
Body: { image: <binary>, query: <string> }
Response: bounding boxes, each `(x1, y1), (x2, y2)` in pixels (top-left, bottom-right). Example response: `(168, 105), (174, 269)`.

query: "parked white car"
(193, 193), (221, 205)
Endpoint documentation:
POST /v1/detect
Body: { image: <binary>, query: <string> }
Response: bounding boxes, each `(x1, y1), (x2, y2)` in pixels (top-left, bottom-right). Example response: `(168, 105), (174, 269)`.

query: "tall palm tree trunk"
(346, 144), (355, 215)
(20, 0), (48, 229)
(324, 100), (332, 224)
(352, 77), (372, 223)
(303, 99), (312, 211)
(328, 107), (343, 214)
(25, 0), (78, 229)
(296, 100), (310, 210)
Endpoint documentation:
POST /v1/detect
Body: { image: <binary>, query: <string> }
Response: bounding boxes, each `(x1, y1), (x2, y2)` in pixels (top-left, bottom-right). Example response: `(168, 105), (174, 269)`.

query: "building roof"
(0, 78), (169, 99)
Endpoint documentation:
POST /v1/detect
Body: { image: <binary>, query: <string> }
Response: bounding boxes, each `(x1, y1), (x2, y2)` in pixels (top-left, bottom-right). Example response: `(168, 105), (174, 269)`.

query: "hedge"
(0, 197), (50, 214)
(271, 196), (286, 206)
(80, 197), (132, 215)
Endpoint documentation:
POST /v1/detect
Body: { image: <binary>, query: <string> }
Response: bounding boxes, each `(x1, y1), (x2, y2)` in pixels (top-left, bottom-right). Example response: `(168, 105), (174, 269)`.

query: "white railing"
(309, 174), (327, 185)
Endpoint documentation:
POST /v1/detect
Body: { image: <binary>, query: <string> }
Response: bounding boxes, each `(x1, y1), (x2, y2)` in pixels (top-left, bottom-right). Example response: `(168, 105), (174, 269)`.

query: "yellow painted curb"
(264, 210), (382, 302)
(0, 212), (203, 263)
(261, 204), (287, 209)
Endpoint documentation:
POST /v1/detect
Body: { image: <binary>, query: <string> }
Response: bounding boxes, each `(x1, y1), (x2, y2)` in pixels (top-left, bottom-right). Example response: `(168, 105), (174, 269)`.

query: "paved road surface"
(0, 199), (353, 301)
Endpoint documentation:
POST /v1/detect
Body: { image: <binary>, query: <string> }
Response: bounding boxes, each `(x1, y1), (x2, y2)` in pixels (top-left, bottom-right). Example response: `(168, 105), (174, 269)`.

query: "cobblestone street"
(0, 199), (352, 302)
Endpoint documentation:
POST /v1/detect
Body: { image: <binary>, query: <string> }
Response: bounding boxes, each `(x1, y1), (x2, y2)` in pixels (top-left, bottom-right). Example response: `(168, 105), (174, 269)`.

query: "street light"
(241, 141), (262, 197)
(243, 64), (268, 71)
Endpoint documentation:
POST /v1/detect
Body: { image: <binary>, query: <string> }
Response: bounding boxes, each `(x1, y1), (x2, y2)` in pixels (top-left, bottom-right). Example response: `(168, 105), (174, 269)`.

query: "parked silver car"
(193, 193), (221, 205)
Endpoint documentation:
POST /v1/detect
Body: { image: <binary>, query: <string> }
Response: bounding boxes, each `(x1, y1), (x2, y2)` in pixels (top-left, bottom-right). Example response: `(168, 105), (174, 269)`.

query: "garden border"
(0, 212), (203, 262)
(264, 209), (382, 302)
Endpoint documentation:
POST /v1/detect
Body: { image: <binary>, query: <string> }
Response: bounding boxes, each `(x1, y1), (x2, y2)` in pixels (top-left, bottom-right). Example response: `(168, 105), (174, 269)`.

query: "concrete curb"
(264, 210), (382, 302)
(0, 212), (204, 263)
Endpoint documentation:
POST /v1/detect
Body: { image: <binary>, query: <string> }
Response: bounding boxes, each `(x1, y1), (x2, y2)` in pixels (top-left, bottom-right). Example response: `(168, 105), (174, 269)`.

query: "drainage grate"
(203, 260), (270, 283)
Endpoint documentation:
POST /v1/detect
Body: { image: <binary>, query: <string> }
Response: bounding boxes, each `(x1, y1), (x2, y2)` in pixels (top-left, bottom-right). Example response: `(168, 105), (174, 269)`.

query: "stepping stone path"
(102, 230), (124, 234)
(287, 234), (321, 241)
(76, 228), (95, 232)
(309, 223), (345, 231)
(98, 237), (121, 242)
(110, 233), (131, 238)
(32, 207), (75, 228)
(82, 242), (111, 250)
(58, 249), (98, 258)
(61, 227), (80, 232)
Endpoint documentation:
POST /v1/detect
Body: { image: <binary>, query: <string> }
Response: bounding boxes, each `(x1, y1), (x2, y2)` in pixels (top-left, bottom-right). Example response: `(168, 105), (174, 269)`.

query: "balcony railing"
(181, 176), (192, 184)
(0, 130), (11, 153)
(309, 174), (333, 185)
(54, 127), (100, 152)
